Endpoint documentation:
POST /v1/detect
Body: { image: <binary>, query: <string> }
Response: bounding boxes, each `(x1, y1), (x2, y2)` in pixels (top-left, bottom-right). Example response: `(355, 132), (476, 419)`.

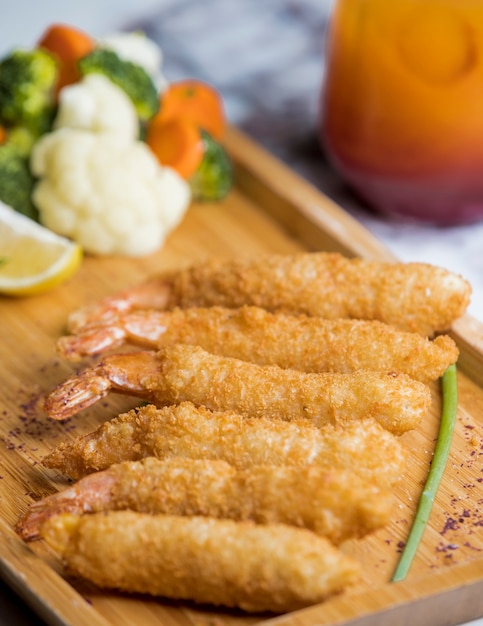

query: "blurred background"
(2, 0), (483, 321)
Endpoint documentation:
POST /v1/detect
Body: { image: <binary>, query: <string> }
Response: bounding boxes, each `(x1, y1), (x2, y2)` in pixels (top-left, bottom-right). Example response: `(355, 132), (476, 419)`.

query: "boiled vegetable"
(0, 48), (57, 135)
(146, 117), (204, 179)
(391, 364), (458, 582)
(78, 48), (159, 122)
(38, 23), (95, 93)
(189, 130), (233, 201)
(156, 79), (226, 140)
(0, 128), (39, 220)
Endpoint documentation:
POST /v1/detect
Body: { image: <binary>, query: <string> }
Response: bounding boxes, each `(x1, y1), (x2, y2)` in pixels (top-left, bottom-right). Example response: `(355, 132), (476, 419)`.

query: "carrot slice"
(38, 23), (96, 93)
(154, 80), (226, 140)
(146, 118), (205, 179)
(0, 126), (7, 145)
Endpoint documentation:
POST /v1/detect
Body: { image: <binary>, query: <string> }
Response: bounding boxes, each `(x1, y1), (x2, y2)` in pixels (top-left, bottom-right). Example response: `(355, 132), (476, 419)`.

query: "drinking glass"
(319, 0), (483, 224)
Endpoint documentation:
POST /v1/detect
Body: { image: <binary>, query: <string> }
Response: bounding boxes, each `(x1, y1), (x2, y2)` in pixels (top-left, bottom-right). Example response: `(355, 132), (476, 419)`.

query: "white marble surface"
(1, 1), (482, 625)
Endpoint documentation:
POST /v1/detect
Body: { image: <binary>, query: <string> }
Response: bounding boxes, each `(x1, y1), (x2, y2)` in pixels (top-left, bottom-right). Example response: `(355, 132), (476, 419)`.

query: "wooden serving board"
(1, 127), (483, 626)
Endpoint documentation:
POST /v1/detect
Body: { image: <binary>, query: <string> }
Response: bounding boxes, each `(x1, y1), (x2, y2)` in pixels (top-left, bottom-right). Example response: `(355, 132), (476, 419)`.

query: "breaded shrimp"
(17, 458), (393, 544)
(40, 511), (361, 613)
(44, 344), (430, 434)
(57, 306), (459, 383)
(66, 252), (471, 336)
(42, 402), (407, 488)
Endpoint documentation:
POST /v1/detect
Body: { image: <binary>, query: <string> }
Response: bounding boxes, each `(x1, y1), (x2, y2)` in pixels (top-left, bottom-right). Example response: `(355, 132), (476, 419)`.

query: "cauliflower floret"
(31, 128), (191, 256)
(54, 74), (139, 141)
(97, 31), (168, 92)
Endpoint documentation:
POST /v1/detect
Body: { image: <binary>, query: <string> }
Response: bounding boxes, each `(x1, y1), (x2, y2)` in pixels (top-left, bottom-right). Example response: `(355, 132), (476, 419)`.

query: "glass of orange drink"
(319, 0), (483, 224)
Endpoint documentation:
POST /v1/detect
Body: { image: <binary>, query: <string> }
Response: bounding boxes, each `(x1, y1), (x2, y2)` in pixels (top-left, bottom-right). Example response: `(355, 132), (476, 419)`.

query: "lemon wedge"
(0, 201), (82, 296)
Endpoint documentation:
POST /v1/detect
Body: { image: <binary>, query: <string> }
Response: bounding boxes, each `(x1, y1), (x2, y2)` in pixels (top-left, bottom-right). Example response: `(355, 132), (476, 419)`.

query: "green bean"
(391, 364), (458, 582)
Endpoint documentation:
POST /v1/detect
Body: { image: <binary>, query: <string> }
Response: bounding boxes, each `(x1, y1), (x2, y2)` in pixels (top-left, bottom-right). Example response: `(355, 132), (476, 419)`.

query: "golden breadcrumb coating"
(44, 345), (431, 433)
(58, 306), (458, 384)
(67, 252), (471, 336)
(43, 402), (407, 488)
(40, 511), (361, 613)
(17, 457), (393, 543)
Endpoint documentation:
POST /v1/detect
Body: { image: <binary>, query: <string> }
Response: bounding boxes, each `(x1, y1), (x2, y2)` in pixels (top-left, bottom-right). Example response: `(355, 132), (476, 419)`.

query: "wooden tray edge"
(224, 127), (395, 261)
(0, 518), (110, 626)
(256, 557), (483, 626)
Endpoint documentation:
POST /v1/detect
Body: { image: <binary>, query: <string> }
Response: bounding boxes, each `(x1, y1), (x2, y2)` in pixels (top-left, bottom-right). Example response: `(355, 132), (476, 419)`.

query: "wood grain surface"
(0, 127), (482, 626)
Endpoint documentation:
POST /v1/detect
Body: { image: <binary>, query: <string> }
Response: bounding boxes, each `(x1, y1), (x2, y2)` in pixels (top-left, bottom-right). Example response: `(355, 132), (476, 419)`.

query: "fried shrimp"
(44, 344), (431, 433)
(57, 306), (459, 383)
(43, 402), (407, 488)
(17, 457), (393, 543)
(66, 252), (471, 336)
(40, 511), (361, 613)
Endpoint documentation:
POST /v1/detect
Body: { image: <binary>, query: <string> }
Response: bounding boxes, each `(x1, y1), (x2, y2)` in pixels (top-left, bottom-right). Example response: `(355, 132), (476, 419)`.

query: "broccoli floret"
(189, 131), (233, 202)
(6, 126), (38, 157)
(0, 49), (57, 135)
(78, 48), (159, 122)
(0, 138), (38, 221)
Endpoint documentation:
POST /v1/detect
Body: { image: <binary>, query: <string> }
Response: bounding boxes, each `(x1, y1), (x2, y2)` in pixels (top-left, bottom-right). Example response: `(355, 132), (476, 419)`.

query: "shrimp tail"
(43, 371), (112, 420)
(16, 471), (116, 540)
(16, 499), (70, 541)
(58, 310), (171, 361)
(67, 278), (171, 333)
(57, 326), (127, 361)
(44, 351), (165, 421)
